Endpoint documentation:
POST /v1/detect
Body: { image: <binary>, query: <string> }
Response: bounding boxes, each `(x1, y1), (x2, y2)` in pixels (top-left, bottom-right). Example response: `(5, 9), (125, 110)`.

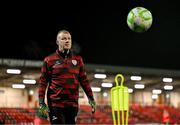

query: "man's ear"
(56, 40), (59, 45)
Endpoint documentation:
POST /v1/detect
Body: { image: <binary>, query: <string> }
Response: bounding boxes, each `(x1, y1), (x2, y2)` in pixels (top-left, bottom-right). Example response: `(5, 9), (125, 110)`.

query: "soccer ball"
(127, 7), (153, 33)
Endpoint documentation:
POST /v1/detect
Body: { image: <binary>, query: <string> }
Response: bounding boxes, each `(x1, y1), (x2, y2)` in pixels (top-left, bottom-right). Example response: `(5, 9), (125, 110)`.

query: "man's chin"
(64, 47), (71, 50)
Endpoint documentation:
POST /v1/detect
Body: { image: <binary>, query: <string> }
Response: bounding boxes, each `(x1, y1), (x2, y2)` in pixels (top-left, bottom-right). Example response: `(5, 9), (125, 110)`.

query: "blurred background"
(0, 0), (180, 124)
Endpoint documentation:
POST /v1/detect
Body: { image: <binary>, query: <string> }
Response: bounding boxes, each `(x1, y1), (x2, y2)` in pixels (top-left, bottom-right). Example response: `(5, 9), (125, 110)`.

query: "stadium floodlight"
(152, 94), (158, 99)
(164, 85), (173, 90)
(130, 76), (142, 81)
(163, 78), (173, 83)
(103, 92), (108, 97)
(152, 89), (162, 94)
(166, 94), (170, 98)
(94, 74), (107, 79)
(128, 88), (133, 93)
(7, 69), (21, 74)
(91, 87), (101, 92)
(12, 84), (25, 89)
(101, 82), (113, 87)
(29, 90), (34, 95)
(134, 84), (145, 89)
(23, 79), (36, 84)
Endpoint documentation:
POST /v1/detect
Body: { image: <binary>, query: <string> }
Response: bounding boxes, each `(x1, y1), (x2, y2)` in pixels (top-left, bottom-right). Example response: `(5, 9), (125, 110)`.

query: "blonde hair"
(57, 30), (70, 39)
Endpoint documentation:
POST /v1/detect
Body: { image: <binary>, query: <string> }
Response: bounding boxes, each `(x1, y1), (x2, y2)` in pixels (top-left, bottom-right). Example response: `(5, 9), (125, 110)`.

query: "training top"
(39, 49), (94, 108)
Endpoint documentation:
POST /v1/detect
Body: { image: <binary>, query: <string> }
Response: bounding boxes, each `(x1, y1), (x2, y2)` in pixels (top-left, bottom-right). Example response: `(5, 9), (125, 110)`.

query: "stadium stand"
(0, 104), (180, 124)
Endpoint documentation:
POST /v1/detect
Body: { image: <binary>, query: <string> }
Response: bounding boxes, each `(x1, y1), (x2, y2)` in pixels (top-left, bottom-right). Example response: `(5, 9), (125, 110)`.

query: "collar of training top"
(56, 49), (72, 59)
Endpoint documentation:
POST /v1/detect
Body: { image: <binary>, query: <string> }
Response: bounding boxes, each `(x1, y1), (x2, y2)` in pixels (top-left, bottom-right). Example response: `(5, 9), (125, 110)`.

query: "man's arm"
(39, 58), (51, 103)
(78, 57), (96, 113)
(38, 58), (50, 118)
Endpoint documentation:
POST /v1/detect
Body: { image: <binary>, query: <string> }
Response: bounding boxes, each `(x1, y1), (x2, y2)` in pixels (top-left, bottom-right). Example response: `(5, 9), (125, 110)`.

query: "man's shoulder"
(72, 55), (82, 60)
(44, 52), (58, 62)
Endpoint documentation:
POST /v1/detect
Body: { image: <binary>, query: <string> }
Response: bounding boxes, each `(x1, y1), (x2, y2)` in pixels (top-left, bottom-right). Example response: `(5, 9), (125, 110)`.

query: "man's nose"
(65, 40), (70, 43)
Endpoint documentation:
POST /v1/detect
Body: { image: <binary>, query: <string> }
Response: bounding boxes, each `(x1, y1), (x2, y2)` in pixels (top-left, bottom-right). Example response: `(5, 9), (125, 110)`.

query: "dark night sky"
(1, 1), (180, 70)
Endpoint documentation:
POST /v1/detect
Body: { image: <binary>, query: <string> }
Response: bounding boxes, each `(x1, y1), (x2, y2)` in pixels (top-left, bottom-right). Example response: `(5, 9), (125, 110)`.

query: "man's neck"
(62, 49), (70, 55)
(58, 48), (71, 59)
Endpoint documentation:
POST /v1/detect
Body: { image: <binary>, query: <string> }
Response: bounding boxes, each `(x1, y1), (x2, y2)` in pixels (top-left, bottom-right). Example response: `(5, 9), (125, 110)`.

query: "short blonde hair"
(57, 30), (70, 39)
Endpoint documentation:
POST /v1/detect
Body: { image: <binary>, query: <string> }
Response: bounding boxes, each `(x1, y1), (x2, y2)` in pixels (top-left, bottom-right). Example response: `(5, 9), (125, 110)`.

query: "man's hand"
(38, 103), (49, 119)
(89, 99), (96, 114)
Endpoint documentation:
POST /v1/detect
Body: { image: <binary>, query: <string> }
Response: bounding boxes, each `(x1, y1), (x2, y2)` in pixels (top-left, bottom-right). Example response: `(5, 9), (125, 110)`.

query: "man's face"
(57, 32), (72, 50)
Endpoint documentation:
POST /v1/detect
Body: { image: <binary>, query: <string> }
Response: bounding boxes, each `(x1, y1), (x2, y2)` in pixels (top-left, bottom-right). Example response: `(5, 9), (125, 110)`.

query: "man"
(38, 30), (96, 124)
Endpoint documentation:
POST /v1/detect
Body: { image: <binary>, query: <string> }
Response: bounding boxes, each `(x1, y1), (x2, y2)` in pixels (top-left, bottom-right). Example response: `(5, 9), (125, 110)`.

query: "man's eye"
(61, 38), (66, 40)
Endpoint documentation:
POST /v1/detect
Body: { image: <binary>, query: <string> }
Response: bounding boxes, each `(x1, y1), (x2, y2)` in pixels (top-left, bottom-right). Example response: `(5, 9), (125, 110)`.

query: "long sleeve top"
(39, 49), (94, 108)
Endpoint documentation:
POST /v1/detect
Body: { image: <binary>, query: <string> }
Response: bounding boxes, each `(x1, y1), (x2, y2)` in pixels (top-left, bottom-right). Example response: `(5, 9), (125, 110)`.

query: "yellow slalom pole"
(111, 74), (129, 125)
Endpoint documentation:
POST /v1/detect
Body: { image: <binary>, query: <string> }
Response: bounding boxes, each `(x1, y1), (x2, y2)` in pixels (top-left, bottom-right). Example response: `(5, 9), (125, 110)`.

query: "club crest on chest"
(72, 60), (77, 66)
